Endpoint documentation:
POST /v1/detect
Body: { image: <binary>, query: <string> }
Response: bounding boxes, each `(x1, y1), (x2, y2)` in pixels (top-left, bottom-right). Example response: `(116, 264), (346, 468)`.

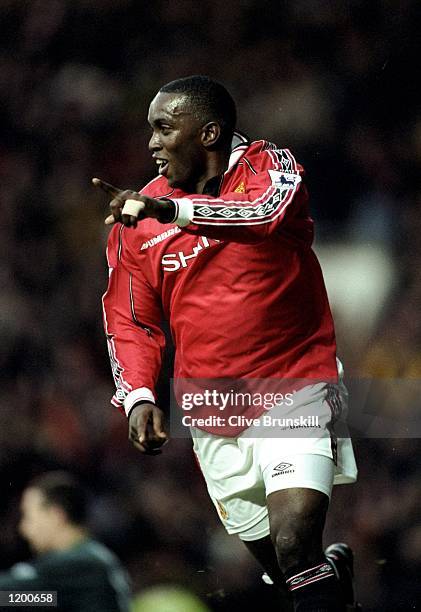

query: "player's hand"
(128, 402), (168, 455)
(92, 178), (173, 227)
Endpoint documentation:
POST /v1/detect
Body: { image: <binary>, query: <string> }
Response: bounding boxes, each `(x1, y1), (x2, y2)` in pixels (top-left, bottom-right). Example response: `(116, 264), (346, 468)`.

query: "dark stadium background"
(1, 1), (420, 610)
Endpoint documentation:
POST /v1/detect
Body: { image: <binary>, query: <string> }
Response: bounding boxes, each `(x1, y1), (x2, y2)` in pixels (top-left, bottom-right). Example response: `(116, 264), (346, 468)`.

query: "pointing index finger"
(92, 177), (122, 198)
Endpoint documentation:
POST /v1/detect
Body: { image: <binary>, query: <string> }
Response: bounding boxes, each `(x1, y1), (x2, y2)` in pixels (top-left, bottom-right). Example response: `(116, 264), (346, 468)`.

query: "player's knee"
(268, 489), (329, 572)
(271, 507), (324, 573)
(271, 526), (307, 572)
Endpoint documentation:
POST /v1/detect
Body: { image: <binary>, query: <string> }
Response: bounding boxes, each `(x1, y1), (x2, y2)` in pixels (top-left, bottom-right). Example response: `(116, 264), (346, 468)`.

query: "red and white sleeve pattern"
(102, 226), (165, 417)
(172, 146), (306, 242)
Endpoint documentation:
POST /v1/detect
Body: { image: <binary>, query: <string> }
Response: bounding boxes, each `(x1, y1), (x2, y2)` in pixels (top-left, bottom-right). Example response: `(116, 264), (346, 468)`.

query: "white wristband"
(172, 198), (194, 227)
(122, 199), (144, 217)
(124, 387), (156, 417)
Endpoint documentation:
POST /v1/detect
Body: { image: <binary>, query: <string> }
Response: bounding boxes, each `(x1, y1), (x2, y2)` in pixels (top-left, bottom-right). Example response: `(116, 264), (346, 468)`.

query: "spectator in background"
(0, 471), (131, 612)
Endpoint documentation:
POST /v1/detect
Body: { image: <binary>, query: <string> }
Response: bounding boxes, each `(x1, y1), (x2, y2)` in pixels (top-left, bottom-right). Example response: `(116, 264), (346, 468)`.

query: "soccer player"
(0, 472), (130, 612)
(95, 76), (360, 611)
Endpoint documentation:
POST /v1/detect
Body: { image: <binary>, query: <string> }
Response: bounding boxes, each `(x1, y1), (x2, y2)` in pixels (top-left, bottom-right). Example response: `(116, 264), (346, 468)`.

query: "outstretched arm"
(93, 147), (308, 244)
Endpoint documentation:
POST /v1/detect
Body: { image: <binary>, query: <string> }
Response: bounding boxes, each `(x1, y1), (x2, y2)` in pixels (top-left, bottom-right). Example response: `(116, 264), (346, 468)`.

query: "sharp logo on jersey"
(234, 181), (246, 193)
(140, 227), (181, 250)
(161, 236), (215, 272)
(272, 462), (295, 477)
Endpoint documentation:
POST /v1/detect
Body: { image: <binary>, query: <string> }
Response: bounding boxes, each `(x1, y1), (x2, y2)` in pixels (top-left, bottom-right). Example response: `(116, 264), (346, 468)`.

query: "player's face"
(148, 92), (207, 190)
(19, 488), (58, 553)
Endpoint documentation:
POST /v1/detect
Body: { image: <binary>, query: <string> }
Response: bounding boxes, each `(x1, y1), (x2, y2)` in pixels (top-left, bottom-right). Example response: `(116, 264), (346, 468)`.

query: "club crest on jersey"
(234, 181), (246, 193)
(268, 169), (301, 196)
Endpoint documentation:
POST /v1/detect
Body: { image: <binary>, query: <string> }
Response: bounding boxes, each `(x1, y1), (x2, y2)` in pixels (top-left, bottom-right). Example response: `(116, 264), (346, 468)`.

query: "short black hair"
(160, 75), (237, 148)
(28, 471), (87, 525)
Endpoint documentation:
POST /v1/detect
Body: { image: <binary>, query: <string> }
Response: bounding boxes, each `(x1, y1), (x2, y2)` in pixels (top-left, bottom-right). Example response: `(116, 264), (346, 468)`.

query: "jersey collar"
(202, 131), (250, 196)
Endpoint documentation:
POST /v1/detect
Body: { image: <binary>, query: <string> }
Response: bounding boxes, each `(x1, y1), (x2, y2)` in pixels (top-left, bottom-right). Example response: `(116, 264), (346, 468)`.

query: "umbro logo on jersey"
(272, 462), (295, 477)
(140, 227), (181, 250)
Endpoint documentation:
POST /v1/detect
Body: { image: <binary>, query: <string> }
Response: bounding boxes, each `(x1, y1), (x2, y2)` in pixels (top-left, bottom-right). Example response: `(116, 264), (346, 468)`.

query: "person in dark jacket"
(0, 471), (130, 612)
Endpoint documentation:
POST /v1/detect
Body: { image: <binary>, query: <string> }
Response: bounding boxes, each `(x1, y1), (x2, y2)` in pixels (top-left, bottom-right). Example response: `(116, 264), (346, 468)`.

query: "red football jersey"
(102, 136), (338, 434)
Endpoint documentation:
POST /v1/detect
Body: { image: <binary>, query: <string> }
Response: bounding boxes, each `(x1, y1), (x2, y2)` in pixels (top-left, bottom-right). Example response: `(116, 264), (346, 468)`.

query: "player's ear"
(201, 122), (221, 148)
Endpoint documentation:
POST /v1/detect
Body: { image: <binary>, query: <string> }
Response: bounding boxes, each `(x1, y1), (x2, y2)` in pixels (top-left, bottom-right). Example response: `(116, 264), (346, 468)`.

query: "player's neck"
(53, 525), (89, 551)
(195, 150), (230, 194)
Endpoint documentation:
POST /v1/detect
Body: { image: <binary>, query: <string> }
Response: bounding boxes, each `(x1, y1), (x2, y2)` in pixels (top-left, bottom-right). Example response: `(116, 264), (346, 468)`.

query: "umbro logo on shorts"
(272, 462), (295, 477)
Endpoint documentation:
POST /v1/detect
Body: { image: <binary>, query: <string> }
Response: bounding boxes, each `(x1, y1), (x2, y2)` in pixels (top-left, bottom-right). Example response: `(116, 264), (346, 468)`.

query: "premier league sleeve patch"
(268, 169), (301, 197)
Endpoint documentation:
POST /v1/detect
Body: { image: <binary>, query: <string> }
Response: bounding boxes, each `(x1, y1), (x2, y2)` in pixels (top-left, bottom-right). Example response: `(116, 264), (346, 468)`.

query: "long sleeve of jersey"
(103, 225), (165, 416)
(170, 146), (308, 243)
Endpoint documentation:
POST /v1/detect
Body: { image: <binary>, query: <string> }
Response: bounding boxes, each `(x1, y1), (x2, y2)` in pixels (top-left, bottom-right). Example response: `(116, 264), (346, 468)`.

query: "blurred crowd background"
(1, 1), (420, 610)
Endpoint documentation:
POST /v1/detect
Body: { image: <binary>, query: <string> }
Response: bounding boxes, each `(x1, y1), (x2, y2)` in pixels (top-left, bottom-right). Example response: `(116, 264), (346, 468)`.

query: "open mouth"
(155, 158), (169, 176)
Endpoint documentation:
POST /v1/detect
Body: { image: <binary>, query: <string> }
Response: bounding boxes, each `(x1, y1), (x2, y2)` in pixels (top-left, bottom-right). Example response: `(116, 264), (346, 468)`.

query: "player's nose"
(148, 131), (162, 151)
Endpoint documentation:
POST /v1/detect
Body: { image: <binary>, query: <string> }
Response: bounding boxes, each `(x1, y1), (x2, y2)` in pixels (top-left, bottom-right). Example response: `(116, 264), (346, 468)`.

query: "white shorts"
(191, 380), (358, 542)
